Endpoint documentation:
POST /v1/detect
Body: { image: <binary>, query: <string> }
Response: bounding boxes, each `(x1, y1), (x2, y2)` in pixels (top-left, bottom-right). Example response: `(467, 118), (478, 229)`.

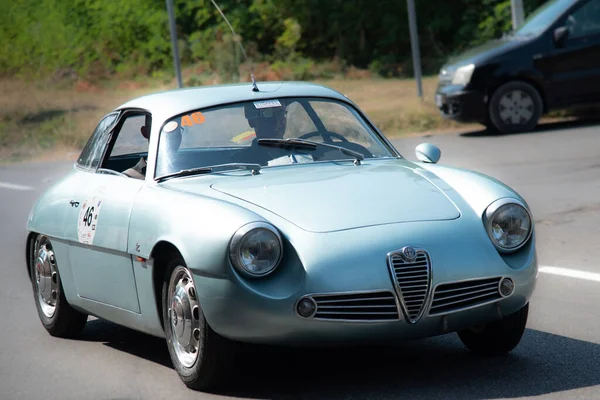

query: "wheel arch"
(25, 231), (39, 281)
(149, 240), (183, 330)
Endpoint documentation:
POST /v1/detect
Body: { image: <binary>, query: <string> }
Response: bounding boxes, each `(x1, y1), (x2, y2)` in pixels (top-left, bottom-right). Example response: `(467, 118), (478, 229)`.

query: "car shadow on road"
(77, 320), (600, 399)
(460, 117), (600, 138)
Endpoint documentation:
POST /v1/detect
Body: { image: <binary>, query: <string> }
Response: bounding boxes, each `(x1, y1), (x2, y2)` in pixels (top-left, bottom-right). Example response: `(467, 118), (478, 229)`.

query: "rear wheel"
(30, 235), (88, 337)
(458, 303), (529, 356)
(488, 81), (543, 134)
(162, 253), (237, 391)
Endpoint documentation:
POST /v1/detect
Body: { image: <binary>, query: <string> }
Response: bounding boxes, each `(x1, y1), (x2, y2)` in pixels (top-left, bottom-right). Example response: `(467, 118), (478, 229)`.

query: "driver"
(244, 100), (287, 142)
(239, 100), (289, 165)
(123, 125), (151, 179)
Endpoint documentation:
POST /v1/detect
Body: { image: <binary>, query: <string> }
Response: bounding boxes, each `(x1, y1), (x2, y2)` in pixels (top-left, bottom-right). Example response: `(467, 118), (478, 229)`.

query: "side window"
(77, 112), (119, 169)
(567, 0), (600, 38)
(107, 114), (150, 158)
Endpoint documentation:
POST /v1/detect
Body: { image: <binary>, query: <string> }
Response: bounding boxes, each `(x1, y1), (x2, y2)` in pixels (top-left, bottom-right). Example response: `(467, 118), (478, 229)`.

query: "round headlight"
(229, 222), (283, 278)
(485, 199), (532, 252)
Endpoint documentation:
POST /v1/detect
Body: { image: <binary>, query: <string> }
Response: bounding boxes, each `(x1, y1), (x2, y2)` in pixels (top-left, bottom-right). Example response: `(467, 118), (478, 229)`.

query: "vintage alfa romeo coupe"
(26, 81), (537, 390)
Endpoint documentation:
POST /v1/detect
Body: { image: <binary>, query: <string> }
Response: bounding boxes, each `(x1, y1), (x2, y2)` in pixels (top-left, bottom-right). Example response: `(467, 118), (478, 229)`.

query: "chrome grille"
(311, 291), (400, 321)
(388, 250), (431, 323)
(429, 277), (502, 316)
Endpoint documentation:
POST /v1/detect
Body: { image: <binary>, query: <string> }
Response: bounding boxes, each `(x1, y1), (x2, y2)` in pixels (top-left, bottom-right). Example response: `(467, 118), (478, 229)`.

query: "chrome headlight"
(484, 199), (532, 253)
(229, 222), (283, 278)
(451, 63), (475, 85)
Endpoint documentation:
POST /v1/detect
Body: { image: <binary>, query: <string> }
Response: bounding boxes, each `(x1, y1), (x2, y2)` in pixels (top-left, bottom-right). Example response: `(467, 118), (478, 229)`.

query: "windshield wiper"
(257, 138), (318, 149)
(257, 138), (364, 164)
(156, 163), (261, 182)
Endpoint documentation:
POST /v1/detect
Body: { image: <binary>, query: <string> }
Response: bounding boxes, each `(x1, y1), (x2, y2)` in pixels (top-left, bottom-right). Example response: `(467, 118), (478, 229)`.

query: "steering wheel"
(297, 131), (373, 159)
(97, 168), (129, 178)
(298, 130), (349, 143)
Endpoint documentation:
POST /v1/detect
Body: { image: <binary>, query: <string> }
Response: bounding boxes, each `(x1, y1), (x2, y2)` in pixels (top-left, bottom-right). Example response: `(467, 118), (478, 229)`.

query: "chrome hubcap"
(35, 239), (58, 318)
(498, 90), (534, 125)
(168, 266), (200, 368)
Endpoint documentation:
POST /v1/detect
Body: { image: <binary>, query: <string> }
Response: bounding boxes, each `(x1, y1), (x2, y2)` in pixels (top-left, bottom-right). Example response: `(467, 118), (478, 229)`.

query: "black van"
(435, 0), (600, 134)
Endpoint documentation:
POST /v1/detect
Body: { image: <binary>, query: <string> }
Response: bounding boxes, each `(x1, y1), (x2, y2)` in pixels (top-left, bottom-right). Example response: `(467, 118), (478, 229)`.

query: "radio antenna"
(210, 0), (259, 91)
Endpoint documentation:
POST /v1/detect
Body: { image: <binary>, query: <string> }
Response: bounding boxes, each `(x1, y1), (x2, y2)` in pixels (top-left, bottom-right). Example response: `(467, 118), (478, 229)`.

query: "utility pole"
(406, 0), (423, 98)
(166, 0), (183, 88)
(511, 0), (525, 30)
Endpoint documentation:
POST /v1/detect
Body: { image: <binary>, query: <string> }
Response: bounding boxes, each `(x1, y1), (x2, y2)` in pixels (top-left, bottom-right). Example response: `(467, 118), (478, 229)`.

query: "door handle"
(69, 200), (80, 207)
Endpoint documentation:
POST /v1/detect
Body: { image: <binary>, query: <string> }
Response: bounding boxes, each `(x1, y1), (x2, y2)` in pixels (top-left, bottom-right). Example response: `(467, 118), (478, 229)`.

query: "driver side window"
(102, 113), (151, 177)
(567, 0), (600, 38)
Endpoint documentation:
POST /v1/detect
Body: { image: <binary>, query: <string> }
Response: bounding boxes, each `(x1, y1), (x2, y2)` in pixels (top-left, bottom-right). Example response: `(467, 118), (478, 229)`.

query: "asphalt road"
(1, 120), (600, 400)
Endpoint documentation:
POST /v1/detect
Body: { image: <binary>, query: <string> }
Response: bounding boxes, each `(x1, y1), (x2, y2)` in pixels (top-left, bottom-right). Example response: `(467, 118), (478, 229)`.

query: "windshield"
(513, 0), (576, 37)
(154, 97), (396, 178)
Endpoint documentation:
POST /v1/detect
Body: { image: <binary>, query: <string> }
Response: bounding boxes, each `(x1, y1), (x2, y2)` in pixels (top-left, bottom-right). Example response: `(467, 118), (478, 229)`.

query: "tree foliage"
(0, 0), (551, 80)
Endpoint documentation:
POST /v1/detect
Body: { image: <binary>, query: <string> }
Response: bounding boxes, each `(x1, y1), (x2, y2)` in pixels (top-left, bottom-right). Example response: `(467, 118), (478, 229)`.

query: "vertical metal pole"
(166, 0), (183, 88)
(511, 0), (525, 30)
(406, 0), (423, 98)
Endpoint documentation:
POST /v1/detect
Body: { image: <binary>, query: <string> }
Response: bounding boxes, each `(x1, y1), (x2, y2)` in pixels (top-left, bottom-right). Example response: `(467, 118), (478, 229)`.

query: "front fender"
(417, 163), (531, 217)
(127, 184), (271, 278)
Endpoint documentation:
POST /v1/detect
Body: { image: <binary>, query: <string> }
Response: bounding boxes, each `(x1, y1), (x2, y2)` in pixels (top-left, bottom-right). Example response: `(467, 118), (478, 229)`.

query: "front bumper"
(193, 220), (538, 347)
(435, 84), (488, 123)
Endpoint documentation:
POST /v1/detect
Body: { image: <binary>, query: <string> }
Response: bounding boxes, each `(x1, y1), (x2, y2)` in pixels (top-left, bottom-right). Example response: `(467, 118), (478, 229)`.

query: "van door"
(537, 0), (600, 105)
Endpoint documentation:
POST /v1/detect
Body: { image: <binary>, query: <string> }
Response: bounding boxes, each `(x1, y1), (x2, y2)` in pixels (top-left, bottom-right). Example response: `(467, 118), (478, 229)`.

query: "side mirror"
(553, 26), (569, 46)
(415, 143), (441, 164)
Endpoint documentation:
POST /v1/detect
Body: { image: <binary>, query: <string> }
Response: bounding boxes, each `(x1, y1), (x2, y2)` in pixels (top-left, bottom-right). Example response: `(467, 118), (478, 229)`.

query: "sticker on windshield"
(163, 121), (178, 132)
(254, 100), (281, 109)
(77, 196), (103, 244)
(181, 112), (205, 128)
(231, 130), (256, 143)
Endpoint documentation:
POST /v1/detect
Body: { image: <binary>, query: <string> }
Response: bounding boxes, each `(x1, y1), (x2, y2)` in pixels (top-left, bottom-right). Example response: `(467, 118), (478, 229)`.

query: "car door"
(64, 110), (151, 313)
(537, 0), (600, 105)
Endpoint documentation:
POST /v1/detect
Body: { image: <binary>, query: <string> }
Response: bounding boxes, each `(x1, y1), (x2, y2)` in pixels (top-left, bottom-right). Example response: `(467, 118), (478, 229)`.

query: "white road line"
(539, 265), (600, 283)
(0, 182), (34, 191)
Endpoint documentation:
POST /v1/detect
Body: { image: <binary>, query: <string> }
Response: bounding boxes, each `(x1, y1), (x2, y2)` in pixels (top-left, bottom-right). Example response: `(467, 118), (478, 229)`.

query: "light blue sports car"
(26, 80), (537, 391)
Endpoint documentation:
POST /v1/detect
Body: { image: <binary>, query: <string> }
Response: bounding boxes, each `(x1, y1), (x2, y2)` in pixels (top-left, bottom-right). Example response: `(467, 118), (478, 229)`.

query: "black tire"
(162, 253), (237, 391)
(488, 81), (543, 134)
(458, 303), (529, 357)
(30, 235), (88, 338)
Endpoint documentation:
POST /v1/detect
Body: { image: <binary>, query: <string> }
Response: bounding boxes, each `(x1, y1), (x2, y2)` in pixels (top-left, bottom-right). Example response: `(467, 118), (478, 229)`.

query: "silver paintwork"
(25, 81), (537, 347)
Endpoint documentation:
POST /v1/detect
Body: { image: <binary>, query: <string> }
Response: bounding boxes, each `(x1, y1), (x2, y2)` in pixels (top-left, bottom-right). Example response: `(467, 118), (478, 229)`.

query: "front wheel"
(487, 81), (543, 134)
(457, 303), (529, 357)
(162, 254), (237, 391)
(30, 235), (88, 337)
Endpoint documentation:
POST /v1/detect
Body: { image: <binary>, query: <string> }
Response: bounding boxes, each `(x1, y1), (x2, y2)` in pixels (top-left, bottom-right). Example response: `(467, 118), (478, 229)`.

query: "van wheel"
(488, 81), (543, 134)
(31, 235), (88, 337)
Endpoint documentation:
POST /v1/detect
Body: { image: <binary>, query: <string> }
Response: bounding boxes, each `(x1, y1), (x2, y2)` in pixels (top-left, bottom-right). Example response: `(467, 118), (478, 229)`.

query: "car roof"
(115, 81), (351, 121)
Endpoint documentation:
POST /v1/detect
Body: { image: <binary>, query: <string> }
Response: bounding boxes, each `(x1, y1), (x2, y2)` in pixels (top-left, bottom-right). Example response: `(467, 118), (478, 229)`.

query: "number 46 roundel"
(77, 196), (103, 244)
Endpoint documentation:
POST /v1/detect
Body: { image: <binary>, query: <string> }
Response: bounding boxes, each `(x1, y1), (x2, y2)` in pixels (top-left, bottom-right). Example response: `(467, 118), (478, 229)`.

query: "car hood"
(444, 36), (527, 67)
(178, 160), (460, 232)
